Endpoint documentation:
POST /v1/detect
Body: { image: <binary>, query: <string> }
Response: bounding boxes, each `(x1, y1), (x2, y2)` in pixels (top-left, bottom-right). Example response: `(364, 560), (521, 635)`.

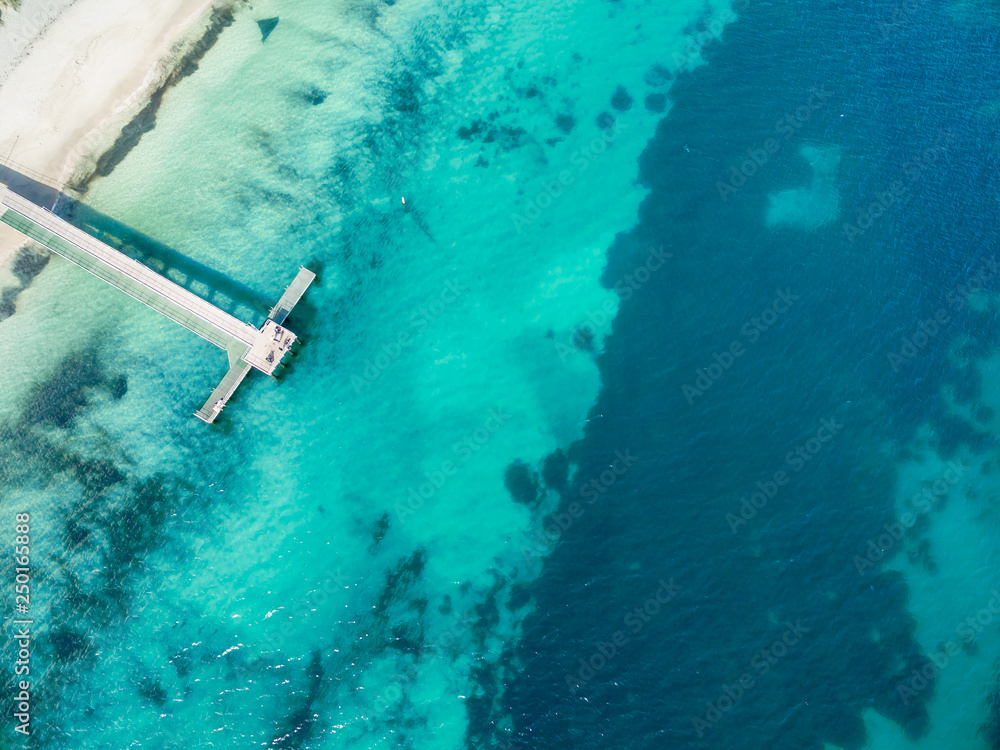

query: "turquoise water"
(0, 0), (735, 746)
(6, 0), (1000, 746)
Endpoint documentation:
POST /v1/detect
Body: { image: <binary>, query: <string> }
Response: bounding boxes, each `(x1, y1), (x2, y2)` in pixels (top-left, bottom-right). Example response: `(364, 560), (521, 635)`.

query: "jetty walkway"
(0, 184), (314, 423)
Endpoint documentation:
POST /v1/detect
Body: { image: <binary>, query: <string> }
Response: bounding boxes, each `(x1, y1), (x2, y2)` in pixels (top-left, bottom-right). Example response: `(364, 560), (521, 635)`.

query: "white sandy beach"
(0, 0), (229, 265)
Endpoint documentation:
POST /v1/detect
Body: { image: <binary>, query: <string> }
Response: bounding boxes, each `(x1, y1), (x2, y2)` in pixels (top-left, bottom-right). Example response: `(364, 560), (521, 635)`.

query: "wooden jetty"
(0, 184), (315, 423)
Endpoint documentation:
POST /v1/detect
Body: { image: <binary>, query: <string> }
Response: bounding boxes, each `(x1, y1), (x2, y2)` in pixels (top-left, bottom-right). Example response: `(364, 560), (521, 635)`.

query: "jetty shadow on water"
(0, 160), (63, 208)
(1, 162), (272, 322)
(58, 200), (272, 322)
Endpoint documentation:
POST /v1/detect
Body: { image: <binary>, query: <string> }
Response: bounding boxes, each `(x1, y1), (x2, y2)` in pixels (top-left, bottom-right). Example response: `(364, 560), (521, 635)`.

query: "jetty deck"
(270, 266), (316, 325)
(0, 184), (315, 423)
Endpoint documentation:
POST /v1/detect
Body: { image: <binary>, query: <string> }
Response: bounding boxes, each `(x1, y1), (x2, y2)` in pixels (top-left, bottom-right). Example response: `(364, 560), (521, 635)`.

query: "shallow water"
(0, 0), (733, 746)
(4, 0), (1000, 747)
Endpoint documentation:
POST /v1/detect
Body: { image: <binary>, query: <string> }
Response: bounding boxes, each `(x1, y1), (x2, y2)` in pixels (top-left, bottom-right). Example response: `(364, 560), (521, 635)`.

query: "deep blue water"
(506, 0), (1000, 747)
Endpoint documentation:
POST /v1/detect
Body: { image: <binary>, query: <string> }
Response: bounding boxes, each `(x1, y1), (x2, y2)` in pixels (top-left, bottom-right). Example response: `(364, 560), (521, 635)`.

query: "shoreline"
(0, 0), (239, 267)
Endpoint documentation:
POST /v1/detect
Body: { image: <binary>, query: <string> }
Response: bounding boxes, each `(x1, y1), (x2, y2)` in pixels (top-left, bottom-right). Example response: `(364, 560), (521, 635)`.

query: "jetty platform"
(0, 184), (314, 423)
